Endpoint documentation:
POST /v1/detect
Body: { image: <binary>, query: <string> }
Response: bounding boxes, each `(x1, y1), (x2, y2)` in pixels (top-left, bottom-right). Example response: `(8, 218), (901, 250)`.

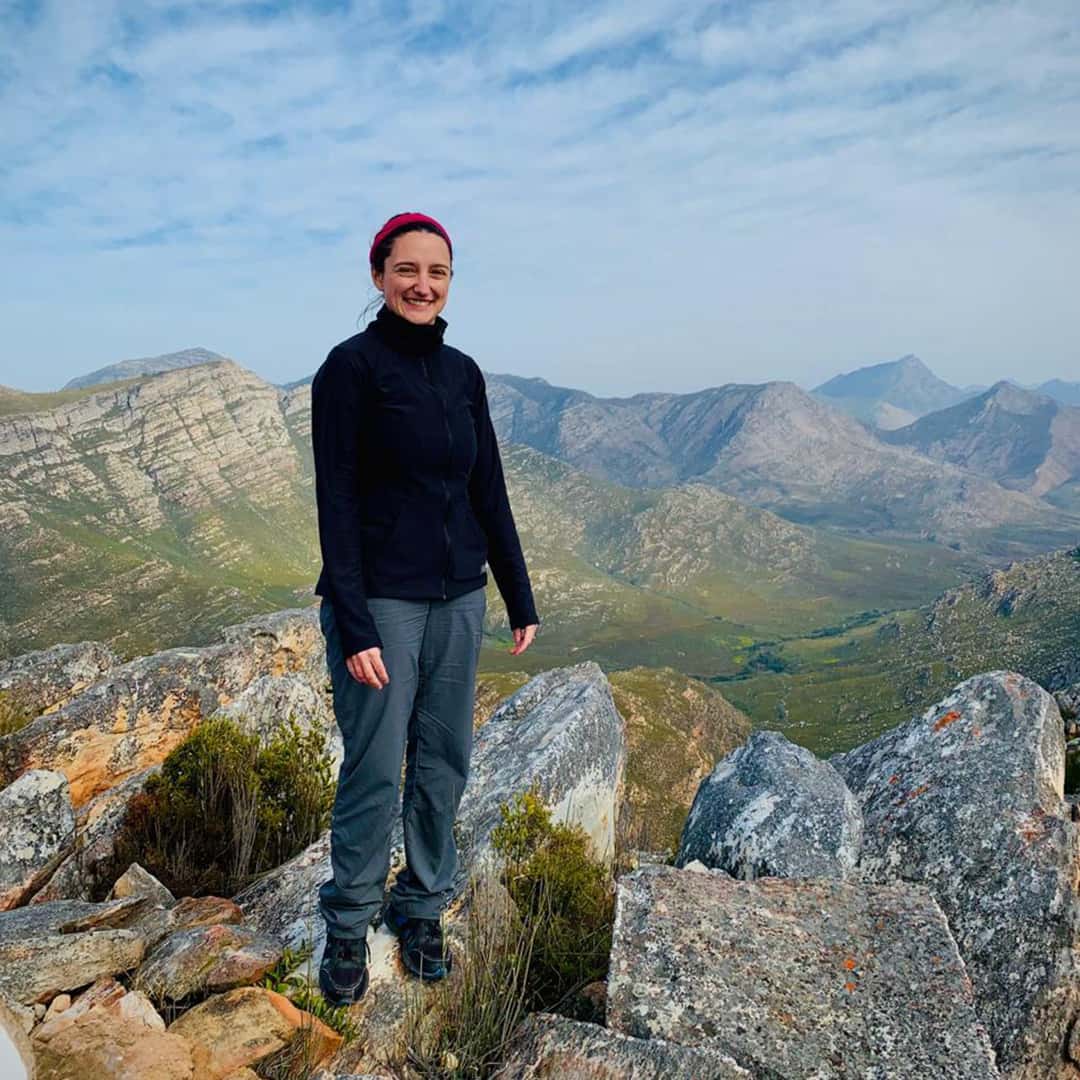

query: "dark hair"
(359, 221), (453, 324)
(370, 221), (452, 274)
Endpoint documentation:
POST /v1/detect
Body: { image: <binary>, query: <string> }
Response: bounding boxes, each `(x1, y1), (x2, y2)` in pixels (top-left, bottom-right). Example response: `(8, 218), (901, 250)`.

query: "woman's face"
(372, 230), (453, 325)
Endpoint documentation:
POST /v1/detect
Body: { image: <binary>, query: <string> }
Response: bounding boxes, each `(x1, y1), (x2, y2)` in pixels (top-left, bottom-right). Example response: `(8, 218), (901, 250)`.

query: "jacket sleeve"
(468, 366), (540, 631)
(311, 345), (384, 656)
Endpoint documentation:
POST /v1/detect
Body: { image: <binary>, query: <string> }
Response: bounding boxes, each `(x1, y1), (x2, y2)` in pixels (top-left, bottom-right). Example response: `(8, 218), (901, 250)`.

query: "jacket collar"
(371, 302), (448, 357)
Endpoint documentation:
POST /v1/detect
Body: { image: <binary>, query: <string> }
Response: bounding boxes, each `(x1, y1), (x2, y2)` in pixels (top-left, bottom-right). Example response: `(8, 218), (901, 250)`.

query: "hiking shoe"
(319, 932), (370, 1005)
(382, 905), (453, 981)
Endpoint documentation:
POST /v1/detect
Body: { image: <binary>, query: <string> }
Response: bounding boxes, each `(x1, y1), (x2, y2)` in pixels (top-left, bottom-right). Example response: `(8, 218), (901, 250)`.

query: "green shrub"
(0, 687), (34, 738)
(114, 715), (335, 897)
(388, 871), (541, 1080)
(491, 784), (615, 1017)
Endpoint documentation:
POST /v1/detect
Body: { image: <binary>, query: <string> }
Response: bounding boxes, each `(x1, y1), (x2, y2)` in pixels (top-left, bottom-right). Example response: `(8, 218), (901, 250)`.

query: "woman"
(310, 211), (540, 1006)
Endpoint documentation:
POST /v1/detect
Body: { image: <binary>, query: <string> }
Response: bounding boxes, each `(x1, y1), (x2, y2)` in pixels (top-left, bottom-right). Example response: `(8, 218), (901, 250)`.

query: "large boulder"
(675, 730), (862, 879)
(168, 986), (341, 1079)
(0, 898), (146, 1004)
(0, 770), (76, 910)
(137, 924), (282, 1001)
(30, 767), (160, 904)
(494, 1011), (751, 1078)
(606, 864), (998, 1079)
(833, 671), (1080, 1079)
(0, 640), (120, 726)
(0, 996), (34, 1080)
(210, 671), (342, 768)
(1, 609), (324, 806)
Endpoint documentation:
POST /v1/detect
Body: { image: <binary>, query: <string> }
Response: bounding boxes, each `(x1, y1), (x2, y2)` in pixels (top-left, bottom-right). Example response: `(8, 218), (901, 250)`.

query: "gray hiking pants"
(317, 587), (486, 939)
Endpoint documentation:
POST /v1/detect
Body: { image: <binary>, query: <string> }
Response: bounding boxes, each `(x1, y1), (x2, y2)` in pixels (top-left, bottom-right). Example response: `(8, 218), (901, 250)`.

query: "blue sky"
(1, 0), (1077, 395)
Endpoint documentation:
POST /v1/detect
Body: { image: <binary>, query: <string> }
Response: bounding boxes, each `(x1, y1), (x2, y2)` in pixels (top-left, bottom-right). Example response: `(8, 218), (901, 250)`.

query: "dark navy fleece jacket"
(311, 304), (540, 658)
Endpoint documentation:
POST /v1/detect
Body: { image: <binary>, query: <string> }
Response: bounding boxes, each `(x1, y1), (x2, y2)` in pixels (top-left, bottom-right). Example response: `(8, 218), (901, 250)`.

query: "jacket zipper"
(421, 356), (452, 599)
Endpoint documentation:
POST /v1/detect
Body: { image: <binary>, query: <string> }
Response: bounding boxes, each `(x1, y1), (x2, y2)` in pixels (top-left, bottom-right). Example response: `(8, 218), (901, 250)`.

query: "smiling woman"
(309, 210), (541, 1007)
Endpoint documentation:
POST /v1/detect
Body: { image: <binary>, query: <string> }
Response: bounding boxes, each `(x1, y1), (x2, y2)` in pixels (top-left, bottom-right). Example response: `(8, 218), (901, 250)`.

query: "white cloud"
(0, 0), (1077, 393)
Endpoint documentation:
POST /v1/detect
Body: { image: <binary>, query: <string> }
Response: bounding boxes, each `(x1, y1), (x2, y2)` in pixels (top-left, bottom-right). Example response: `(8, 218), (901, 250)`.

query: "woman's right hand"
(345, 646), (390, 690)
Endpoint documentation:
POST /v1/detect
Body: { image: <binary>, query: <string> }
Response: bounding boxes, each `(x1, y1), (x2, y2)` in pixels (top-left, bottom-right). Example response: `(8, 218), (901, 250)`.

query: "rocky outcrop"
(168, 986), (341, 1079)
(1, 609), (324, 805)
(675, 730), (861, 879)
(30, 976), (164, 1045)
(495, 1011), (751, 1078)
(833, 671), (1079, 1079)
(136, 924), (282, 1002)
(0, 641), (119, 725)
(0, 771), (75, 909)
(607, 864), (998, 1078)
(30, 767), (160, 904)
(0, 899), (146, 1004)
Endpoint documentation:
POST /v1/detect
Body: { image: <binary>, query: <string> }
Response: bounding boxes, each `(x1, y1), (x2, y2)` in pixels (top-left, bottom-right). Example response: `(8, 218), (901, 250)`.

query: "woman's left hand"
(508, 623), (538, 655)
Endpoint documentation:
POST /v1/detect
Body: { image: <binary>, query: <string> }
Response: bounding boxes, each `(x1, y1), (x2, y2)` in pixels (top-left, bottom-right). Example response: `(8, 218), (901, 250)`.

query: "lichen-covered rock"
(832, 671), (1080, 1079)
(108, 862), (175, 907)
(1055, 681), (1080, 722)
(675, 730), (862, 879)
(30, 768), (161, 903)
(0, 770), (76, 910)
(137, 924), (282, 1001)
(168, 986), (341, 1080)
(0, 899), (146, 1004)
(494, 1011), (751, 1078)
(607, 865), (998, 1079)
(127, 895), (245, 952)
(1, 608), (324, 805)
(210, 673), (342, 769)
(0, 640), (120, 725)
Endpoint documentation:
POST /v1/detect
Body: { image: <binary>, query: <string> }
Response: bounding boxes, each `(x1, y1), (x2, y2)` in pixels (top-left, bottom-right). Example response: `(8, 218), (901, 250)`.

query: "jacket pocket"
(450, 501), (488, 579)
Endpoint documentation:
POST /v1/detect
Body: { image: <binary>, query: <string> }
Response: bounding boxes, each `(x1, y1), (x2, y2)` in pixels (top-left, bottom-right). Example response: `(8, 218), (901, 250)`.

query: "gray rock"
(30, 767), (160, 904)
(0, 770), (76, 910)
(0, 899), (146, 1004)
(833, 670), (1079, 1079)
(1, 608), (325, 806)
(607, 864), (998, 1079)
(0, 640), (120, 723)
(108, 863), (175, 908)
(675, 730), (862, 880)
(494, 1011), (751, 1078)
(1055, 681), (1079, 722)
(136, 923), (282, 1001)
(211, 672), (342, 769)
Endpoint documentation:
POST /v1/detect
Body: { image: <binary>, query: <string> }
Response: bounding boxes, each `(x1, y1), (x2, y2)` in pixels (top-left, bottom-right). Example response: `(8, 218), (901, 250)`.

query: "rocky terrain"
(61, 348), (229, 391)
(1, 600), (1078, 1077)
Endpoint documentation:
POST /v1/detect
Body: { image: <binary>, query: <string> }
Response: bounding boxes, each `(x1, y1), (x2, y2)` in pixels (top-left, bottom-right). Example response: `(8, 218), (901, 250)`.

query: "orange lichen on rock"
(932, 710), (962, 732)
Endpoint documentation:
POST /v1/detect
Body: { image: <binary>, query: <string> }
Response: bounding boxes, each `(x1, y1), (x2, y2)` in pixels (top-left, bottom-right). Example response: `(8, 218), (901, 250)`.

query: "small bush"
(114, 714), (335, 897)
(387, 871), (541, 1079)
(0, 687), (34, 738)
(491, 785), (615, 1017)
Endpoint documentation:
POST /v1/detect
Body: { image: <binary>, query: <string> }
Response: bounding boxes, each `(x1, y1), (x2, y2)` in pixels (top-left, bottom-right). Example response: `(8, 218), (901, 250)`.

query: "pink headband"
(369, 212), (453, 266)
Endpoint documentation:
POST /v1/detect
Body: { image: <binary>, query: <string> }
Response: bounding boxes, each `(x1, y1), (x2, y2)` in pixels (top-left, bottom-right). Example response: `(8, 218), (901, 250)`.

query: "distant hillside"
(1038, 379), (1080, 407)
(812, 354), (971, 429)
(483, 373), (1078, 554)
(721, 545), (1080, 754)
(882, 381), (1080, 500)
(62, 347), (227, 390)
(0, 361), (975, 667)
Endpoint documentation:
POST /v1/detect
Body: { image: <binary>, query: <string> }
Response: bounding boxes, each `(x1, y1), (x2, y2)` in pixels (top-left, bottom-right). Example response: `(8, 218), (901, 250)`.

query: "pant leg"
(388, 585), (486, 919)
(317, 595), (426, 938)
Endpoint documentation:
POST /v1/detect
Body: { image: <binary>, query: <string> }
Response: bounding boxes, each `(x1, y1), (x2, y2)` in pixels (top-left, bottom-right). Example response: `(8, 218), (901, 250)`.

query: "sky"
(1, 0), (1078, 397)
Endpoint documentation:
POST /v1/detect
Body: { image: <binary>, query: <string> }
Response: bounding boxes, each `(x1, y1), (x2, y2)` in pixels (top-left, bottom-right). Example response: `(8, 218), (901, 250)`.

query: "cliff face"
(0, 361), (318, 658)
